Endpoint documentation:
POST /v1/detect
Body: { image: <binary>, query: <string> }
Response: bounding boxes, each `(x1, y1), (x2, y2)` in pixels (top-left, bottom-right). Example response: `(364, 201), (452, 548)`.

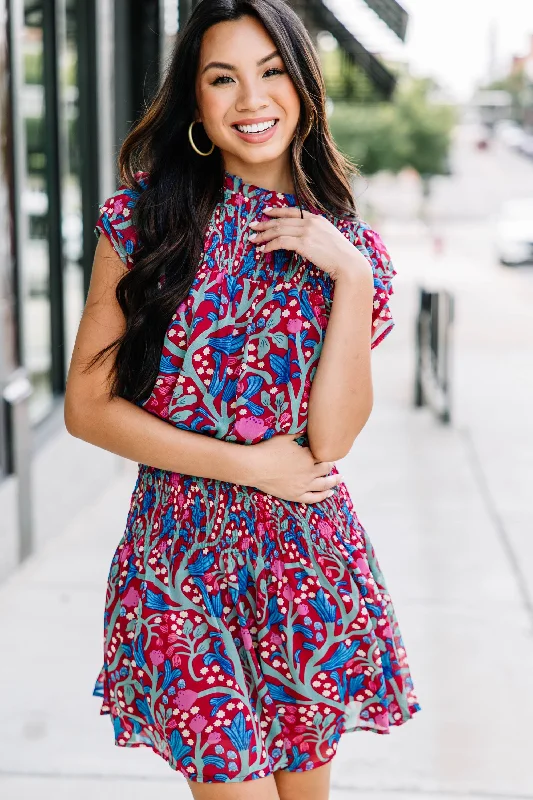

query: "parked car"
(494, 198), (533, 266)
(494, 119), (529, 150)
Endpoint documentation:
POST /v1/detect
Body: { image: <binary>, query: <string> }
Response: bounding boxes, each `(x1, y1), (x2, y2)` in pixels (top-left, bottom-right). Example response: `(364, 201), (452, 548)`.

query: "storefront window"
(57, 0), (83, 377)
(19, 0), (52, 424)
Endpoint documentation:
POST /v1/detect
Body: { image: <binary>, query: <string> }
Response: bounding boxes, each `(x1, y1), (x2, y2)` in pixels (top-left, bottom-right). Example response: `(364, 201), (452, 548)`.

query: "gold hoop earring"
(188, 121), (215, 156)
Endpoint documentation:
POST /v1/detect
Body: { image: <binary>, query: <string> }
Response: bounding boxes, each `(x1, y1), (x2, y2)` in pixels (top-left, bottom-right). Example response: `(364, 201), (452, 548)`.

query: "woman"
(65, 0), (421, 796)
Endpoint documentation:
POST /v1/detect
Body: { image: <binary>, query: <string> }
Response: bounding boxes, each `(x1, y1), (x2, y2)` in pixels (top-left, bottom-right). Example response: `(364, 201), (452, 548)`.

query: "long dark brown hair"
(87, 0), (360, 405)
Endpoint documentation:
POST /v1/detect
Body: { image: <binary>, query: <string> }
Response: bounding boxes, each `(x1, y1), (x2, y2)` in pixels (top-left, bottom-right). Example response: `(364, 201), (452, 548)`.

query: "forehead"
(198, 16), (277, 65)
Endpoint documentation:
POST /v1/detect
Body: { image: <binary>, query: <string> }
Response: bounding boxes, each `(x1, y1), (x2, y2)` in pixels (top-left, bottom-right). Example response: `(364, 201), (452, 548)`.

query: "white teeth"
(236, 120), (276, 134)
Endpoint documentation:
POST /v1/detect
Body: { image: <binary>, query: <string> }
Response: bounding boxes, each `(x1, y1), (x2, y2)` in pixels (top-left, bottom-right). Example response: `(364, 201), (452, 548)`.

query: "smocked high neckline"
(223, 170), (298, 205)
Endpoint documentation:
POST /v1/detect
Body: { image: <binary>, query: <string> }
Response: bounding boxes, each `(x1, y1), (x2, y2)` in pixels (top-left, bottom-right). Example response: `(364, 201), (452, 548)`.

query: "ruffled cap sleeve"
(93, 170), (149, 268)
(342, 217), (397, 349)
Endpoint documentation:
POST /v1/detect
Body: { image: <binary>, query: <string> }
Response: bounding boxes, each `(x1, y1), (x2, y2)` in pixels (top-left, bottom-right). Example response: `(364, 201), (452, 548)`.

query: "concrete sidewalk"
(1, 223), (533, 798)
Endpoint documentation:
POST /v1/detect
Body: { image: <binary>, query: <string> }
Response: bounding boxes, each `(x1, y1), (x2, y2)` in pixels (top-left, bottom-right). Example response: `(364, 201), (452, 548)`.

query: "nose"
(235, 77), (269, 113)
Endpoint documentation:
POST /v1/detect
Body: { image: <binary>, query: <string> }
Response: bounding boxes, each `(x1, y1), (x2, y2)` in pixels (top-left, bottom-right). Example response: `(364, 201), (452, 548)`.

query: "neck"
(223, 156), (295, 195)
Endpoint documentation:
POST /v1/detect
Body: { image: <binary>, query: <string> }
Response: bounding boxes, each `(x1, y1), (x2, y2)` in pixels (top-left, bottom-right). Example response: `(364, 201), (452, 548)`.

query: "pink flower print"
(271, 559), (284, 580)
(149, 649), (165, 666)
(190, 714), (208, 733)
(177, 301), (187, 314)
(122, 587), (140, 608)
(297, 603), (309, 615)
(215, 268), (227, 284)
(240, 536), (251, 551)
(382, 621), (393, 639)
(287, 317), (303, 334)
(176, 689), (198, 711)
(177, 492), (186, 508)
(241, 627), (253, 650)
(375, 711), (389, 730)
(234, 416), (267, 442)
(284, 737), (292, 750)
(112, 197), (125, 214)
(279, 411), (292, 427)
(208, 731), (222, 743)
(156, 637), (163, 646)
(119, 542), (133, 562)
(271, 632), (283, 645)
(167, 718), (178, 729)
(318, 520), (334, 539)
(204, 572), (216, 584)
(356, 557), (370, 576)
(283, 584), (295, 602)
(235, 192), (245, 206)
(171, 653), (182, 668)
(300, 741), (310, 752)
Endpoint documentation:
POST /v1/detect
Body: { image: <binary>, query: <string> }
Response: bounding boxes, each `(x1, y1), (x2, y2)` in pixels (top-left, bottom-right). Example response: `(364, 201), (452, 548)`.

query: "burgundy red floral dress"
(92, 169), (421, 783)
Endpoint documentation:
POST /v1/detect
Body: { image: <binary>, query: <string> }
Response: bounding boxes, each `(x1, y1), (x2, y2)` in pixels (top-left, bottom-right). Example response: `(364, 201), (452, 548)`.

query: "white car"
(495, 198), (533, 266)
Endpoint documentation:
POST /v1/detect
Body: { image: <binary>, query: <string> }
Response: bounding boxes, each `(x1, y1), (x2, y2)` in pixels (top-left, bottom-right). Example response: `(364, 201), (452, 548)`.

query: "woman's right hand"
(246, 432), (343, 504)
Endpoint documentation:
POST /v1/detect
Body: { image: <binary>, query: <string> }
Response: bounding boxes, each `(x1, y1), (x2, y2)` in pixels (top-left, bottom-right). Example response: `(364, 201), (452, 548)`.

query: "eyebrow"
(201, 49), (280, 74)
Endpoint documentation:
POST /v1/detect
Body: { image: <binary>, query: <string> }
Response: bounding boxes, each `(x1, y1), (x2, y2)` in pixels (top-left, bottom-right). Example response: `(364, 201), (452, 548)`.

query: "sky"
(325, 0), (533, 102)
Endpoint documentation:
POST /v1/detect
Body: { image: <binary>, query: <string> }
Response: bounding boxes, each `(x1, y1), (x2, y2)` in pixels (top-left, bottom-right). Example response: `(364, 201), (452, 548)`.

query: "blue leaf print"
(320, 640), (360, 671)
(112, 714), (124, 737)
(242, 374), (264, 398)
(120, 643), (132, 658)
(203, 639), (235, 676)
(162, 658), (182, 691)
(224, 218), (237, 244)
(209, 693), (232, 716)
(365, 602), (383, 618)
(226, 274), (239, 302)
(159, 354), (180, 374)
(169, 728), (192, 762)
(204, 291), (223, 309)
(348, 673), (365, 696)
(267, 594), (284, 627)
(238, 565), (249, 594)
(222, 711), (253, 751)
(307, 588), (337, 623)
(265, 682), (296, 703)
(145, 589), (170, 611)
(123, 560), (137, 591)
(246, 400), (266, 416)
(293, 623), (313, 639)
(188, 550), (214, 576)
(222, 378), (238, 402)
(208, 332), (246, 355)
(289, 744), (310, 769)
(133, 632), (146, 668)
(204, 755), (226, 768)
(135, 695), (154, 724)
(214, 774), (229, 782)
(269, 352), (290, 385)
(300, 288), (314, 321)
(302, 641), (317, 651)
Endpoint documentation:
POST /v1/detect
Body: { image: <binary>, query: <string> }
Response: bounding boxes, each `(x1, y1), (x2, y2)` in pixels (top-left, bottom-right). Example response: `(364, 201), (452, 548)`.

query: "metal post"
(3, 368), (34, 563)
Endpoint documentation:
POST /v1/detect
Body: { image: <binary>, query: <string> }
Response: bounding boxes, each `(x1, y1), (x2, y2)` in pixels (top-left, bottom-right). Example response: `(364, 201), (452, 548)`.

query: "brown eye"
(264, 68), (285, 78)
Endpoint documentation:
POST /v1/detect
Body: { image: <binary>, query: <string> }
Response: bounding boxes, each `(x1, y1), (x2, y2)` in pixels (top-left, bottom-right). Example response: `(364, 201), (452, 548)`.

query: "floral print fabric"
(92, 170), (421, 783)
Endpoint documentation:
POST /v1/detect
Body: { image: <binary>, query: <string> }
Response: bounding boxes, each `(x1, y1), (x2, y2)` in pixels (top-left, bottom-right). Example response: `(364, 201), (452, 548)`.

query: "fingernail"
(249, 233), (258, 240)
(249, 220), (260, 227)
(327, 489), (334, 497)
(257, 245), (265, 252)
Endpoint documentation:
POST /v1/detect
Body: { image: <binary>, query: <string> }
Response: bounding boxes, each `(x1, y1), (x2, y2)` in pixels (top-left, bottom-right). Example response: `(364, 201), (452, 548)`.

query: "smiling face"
(194, 14), (302, 188)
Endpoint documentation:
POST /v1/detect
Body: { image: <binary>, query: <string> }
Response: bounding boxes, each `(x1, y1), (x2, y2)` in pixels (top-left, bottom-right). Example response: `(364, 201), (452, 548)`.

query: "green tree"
(329, 77), (456, 176)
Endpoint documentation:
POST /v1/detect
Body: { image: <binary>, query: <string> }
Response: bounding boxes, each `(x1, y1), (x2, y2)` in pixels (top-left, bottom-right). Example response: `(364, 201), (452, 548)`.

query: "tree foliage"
(327, 77), (457, 178)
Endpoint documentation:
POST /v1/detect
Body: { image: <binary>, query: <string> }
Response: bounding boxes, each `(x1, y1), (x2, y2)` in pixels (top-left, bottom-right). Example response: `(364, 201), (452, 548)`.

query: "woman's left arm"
(305, 265), (374, 461)
(249, 206), (378, 462)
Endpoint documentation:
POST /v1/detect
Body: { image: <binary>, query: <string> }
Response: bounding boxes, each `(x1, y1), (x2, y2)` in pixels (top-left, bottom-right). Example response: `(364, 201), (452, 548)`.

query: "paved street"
(1, 123), (532, 798)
